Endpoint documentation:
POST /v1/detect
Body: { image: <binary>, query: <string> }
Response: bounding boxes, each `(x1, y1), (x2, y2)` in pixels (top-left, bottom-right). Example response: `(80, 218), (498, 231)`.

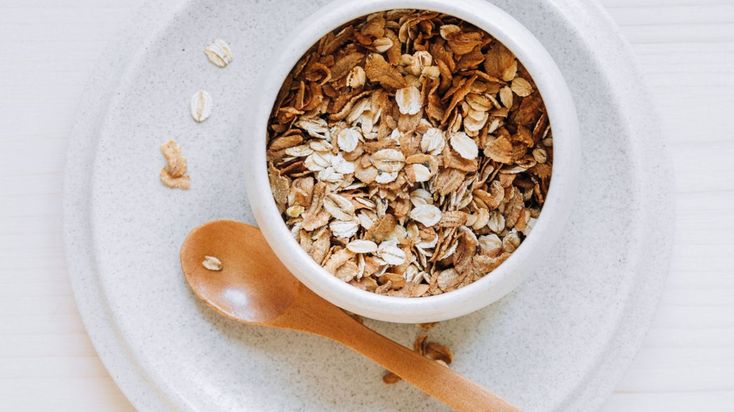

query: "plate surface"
(64, 0), (674, 411)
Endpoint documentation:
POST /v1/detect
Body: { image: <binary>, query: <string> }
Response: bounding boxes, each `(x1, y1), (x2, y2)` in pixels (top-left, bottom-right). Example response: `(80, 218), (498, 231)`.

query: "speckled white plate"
(63, 0), (674, 411)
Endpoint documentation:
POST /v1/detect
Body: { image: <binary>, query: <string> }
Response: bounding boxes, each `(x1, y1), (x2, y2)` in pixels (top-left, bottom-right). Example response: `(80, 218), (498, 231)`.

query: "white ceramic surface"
(247, 0), (581, 324)
(63, 0), (673, 411)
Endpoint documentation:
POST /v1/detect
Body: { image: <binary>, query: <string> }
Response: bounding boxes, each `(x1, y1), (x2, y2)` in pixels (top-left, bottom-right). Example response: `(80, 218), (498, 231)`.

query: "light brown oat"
(511, 77), (533, 97)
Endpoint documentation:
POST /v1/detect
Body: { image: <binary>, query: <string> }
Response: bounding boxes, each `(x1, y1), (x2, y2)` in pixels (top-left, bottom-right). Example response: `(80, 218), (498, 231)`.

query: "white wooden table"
(1, 1), (732, 410)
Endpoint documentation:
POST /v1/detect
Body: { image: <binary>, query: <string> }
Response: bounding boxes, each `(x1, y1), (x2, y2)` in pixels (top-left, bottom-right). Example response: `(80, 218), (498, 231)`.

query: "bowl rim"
(245, 0), (580, 323)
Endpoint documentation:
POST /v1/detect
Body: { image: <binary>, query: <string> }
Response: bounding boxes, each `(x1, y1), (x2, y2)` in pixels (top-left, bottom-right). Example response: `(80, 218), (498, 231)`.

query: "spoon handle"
(281, 296), (519, 412)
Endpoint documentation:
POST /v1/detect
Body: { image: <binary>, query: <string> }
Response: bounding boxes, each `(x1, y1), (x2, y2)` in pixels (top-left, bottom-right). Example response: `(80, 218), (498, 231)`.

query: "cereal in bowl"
(266, 10), (552, 297)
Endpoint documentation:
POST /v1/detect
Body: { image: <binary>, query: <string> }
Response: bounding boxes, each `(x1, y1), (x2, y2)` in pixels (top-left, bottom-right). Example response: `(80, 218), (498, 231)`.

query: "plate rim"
(541, 1), (675, 409)
(63, 0), (674, 411)
(63, 1), (197, 410)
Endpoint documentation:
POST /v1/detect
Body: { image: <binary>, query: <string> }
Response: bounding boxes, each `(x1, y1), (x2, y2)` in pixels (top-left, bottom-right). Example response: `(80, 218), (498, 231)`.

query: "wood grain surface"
(0, 0), (732, 410)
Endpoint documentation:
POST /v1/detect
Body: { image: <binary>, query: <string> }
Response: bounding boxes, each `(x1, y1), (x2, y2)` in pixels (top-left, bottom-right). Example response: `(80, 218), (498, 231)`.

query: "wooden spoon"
(180, 220), (518, 412)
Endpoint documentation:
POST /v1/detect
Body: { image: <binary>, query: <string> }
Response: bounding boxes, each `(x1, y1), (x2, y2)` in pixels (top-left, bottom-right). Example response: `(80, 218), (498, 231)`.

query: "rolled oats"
(511, 77), (533, 97)
(346, 65), (366, 89)
(376, 240), (406, 265)
(190, 90), (212, 123)
(395, 86), (422, 115)
(204, 39), (233, 68)
(409, 204), (442, 227)
(449, 131), (478, 160)
(337, 127), (361, 152)
(372, 37), (394, 53)
(371, 148), (405, 173)
(347, 239), (378, 254)
(330, 219), (360, 238)
(267, 10), (553, 297)
(499, 86), (513, 108)
(202, 255), (223, 271)
(375, 171), (398, 184)
(420, 128), (446, 155)
(406, 164), (431, 183)
(478, 234), (503, 257)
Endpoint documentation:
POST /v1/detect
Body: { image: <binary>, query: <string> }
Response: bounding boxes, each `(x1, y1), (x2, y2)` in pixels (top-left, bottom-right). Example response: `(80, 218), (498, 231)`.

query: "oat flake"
(202, 256), (223, 271)
(337, 127), (361, 152)
(395, 86), (422, 115)
(347, 239), (378, 254)
(449, 132), (478, 160)
(190, 90), (212, 123)
(409, 204), (442, 227)
(204, 39), (234, 68)
(421, 128), (445, 155)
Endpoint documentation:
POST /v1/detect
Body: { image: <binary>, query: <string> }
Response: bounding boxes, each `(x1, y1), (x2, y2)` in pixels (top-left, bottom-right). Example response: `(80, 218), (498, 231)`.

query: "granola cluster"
(160, 140), (191, 190)
(266, 10), (553, 297)
(383, 322), (452, 384)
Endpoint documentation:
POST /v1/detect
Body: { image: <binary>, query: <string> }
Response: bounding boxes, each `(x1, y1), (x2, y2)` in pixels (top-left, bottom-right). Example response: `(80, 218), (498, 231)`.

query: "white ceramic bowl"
(246, 0), (580, 323)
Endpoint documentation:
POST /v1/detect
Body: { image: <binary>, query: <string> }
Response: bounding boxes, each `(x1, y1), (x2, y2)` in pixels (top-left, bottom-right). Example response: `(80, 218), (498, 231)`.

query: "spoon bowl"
(180, 220), (300, 323)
